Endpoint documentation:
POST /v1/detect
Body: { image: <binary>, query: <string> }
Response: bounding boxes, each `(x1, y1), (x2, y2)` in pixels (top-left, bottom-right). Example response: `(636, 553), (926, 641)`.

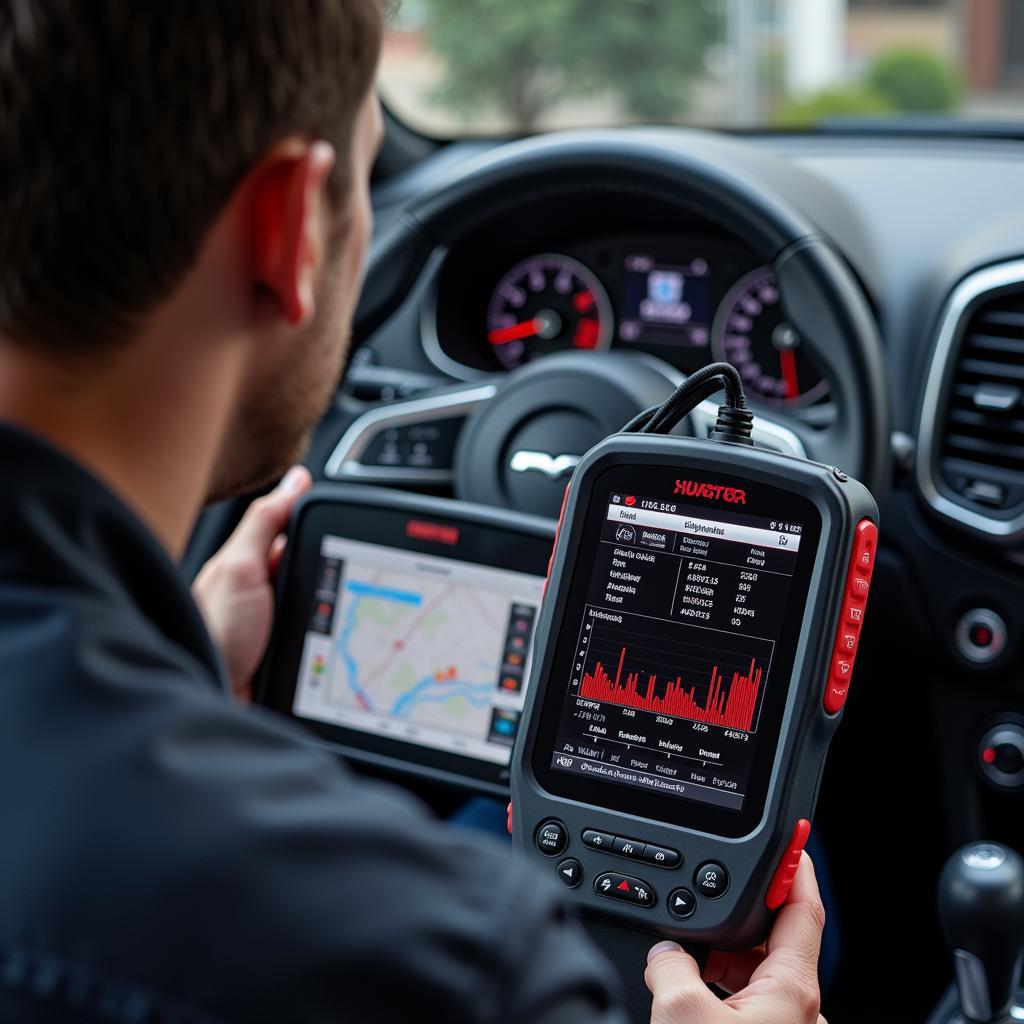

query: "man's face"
(210, 92), (384, 501)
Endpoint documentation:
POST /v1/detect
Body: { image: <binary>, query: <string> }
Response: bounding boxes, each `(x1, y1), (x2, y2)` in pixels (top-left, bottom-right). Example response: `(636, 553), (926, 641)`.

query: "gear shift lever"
(937, 842), (1024, 1023)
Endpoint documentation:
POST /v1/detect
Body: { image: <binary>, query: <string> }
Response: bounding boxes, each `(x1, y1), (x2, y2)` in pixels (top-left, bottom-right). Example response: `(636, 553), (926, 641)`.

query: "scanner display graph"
(576, 615), (772, 734)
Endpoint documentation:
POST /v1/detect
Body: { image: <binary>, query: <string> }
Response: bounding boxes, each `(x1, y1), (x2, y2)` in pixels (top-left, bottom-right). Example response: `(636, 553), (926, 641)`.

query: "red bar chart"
(574, 613), (772, 733)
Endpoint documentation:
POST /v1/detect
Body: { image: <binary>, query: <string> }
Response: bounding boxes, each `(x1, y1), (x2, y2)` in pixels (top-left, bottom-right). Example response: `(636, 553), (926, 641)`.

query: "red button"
(838, 629), (859, 655)
(765, 819), (812, 910)
(853, 520), (877, 577)
(832, 657), (853, 683)
(844, 601), (866, 627)
(506, 802), (513, 835)
(824, 681), (849, 714)
(849, 575), (870, 601)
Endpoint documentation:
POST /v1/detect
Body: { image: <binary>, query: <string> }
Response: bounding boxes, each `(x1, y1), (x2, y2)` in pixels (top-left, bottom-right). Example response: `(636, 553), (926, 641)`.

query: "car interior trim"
(916, 259), (1024, 542)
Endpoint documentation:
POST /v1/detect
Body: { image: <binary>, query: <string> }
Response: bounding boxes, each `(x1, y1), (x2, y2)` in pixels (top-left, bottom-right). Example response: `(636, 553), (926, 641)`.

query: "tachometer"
(711, 267), (830, 409)
(486, 254), (614, 370)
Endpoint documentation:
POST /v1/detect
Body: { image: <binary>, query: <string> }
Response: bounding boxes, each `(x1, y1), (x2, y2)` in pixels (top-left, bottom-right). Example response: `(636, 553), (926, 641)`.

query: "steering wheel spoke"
(324, 381), (497, 485)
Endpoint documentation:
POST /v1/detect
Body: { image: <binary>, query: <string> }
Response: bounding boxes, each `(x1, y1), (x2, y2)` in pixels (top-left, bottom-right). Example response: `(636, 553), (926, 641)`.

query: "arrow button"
(556, 858), (583, 889)
(668, 887), (696, 920)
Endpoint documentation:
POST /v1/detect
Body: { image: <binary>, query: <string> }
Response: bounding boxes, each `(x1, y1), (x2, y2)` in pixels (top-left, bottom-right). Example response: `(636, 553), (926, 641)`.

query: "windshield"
(380, 0), (1024, 136)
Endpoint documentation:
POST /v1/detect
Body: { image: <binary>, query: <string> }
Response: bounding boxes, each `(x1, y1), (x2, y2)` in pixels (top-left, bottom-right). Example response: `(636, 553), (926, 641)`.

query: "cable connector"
(620, 361), (755, 440)
(709, 404), (755, 446)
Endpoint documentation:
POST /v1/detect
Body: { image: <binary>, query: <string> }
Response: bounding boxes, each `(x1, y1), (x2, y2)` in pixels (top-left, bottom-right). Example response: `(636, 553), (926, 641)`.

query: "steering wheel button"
(535, 820), (568, 856)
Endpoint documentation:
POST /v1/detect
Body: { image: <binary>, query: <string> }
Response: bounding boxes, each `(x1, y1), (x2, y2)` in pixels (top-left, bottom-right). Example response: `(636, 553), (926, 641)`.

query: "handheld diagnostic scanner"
(511, 363), (878, 950)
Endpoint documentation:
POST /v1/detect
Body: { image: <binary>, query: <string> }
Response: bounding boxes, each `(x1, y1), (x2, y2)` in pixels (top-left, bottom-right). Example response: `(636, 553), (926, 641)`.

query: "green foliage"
(421, 0), (720, 131)
(775, 85), (894, 128)
(867, 46), (961, 113)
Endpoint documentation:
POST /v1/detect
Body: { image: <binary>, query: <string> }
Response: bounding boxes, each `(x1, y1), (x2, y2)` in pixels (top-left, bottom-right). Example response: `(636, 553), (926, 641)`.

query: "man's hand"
(193, 466), (312, 701)
(646, 853), (827, 1024)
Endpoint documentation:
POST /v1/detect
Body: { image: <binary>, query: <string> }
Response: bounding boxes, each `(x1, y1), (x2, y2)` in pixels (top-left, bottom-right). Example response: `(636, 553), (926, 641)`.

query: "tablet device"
(257, 485), (554, 793)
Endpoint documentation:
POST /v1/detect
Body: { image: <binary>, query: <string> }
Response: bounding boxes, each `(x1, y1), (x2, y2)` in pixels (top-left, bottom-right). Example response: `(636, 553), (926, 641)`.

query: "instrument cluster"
(430, 234), (831, 411)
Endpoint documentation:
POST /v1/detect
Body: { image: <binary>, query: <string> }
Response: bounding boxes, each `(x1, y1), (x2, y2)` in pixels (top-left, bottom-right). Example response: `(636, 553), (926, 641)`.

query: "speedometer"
(711, 267), (830, 409)
(486, 254), (614, 370)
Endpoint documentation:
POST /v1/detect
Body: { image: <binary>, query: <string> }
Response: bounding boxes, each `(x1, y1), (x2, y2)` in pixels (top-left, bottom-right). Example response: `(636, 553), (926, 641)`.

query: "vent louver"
(918, 264), (1024, 543)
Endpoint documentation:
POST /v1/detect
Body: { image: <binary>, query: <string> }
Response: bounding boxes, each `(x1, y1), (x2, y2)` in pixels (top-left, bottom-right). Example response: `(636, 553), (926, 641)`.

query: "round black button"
(668, 888), (696, 919)
(535, 820), (568, 856)
(557, 858), (583, 888)
(694, 862), (729, 899)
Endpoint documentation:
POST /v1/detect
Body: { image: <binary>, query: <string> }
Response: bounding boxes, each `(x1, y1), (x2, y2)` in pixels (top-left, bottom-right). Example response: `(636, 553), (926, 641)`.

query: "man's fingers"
(645, 942), (719, 1024)
(268, 534), (288, 577)
(702, 946), (766, 994)
(231, 465), (311, 556)
(726, 854), (824, 1020)
(764, 853), (826, 972)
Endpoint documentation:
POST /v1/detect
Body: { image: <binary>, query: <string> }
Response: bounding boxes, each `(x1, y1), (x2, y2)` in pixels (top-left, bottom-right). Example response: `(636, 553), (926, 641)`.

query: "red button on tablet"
(765, 819), (812, 910)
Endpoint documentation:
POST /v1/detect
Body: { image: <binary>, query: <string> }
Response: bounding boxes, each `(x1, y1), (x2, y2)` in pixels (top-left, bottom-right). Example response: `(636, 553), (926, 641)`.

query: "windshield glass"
(380, 0), (1024, 135)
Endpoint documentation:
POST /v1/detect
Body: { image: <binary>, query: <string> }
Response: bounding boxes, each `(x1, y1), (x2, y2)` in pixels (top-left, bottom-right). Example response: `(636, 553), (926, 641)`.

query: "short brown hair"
(0, 0), (382, 354)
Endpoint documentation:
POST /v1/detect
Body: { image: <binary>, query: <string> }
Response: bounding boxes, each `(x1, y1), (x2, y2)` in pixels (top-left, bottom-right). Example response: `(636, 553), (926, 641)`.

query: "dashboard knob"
(955, 609), (1008, 665)
(979, 725), (1024, 791)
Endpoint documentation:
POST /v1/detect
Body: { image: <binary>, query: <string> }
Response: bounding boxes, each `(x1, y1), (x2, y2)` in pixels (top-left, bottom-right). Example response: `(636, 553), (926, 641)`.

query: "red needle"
(780, 349), (800, 401)
(489, 318), (540, 345)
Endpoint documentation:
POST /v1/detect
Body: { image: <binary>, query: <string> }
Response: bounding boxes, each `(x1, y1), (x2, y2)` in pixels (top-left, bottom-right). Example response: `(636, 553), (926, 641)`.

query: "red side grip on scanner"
(765, 818), (812, 910)
(541, 484), (572, 601)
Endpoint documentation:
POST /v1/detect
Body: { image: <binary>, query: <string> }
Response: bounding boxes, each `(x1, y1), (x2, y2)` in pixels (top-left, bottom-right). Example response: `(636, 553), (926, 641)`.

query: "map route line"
(358, 579), (456, 685)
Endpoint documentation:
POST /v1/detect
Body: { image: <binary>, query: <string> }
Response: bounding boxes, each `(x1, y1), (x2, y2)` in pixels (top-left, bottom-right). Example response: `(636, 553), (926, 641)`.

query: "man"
(0, 3), (827, 1022)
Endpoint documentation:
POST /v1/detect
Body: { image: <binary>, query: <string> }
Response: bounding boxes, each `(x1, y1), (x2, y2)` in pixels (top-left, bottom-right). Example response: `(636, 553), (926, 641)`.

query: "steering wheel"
(343, 129), (890, 520)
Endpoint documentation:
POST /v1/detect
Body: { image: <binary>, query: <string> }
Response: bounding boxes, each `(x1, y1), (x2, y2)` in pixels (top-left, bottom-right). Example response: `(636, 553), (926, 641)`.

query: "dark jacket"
(0, 423), (624, 1024)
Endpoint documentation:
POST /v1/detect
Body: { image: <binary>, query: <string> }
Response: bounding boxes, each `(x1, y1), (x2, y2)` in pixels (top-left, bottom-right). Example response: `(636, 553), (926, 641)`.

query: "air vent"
(918, 262), (1024, 543)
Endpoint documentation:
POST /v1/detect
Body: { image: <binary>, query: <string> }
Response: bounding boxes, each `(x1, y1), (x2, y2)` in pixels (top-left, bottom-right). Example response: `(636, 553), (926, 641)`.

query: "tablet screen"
(293, 535), (544, 766)
(257, 490), (553, 793)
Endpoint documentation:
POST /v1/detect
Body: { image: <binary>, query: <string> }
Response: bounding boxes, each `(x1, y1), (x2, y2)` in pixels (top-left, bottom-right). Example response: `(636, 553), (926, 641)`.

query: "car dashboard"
(227, 126), (1024, 1024)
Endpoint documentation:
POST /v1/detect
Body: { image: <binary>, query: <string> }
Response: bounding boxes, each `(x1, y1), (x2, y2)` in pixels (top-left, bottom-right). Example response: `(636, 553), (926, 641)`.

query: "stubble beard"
(205, 297), (351, 504)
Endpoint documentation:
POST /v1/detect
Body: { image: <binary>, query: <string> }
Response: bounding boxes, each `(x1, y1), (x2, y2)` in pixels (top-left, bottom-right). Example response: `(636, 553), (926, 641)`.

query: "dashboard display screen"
(533, 466), (822, 836)
(293, 535), (544, 767)
(618, 254), (713, 347)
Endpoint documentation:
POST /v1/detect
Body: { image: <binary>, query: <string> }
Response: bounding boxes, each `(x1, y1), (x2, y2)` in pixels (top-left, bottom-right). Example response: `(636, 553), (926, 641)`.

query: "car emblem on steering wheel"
(509, 450), (581, 479)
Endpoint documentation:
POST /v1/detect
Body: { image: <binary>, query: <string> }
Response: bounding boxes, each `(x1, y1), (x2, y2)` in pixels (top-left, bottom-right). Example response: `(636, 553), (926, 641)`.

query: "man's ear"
(248, 140), (337, 327)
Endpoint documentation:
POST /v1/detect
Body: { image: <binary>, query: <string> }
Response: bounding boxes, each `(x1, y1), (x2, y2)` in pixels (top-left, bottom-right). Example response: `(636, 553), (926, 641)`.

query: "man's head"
(0, 1), (384, 501)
